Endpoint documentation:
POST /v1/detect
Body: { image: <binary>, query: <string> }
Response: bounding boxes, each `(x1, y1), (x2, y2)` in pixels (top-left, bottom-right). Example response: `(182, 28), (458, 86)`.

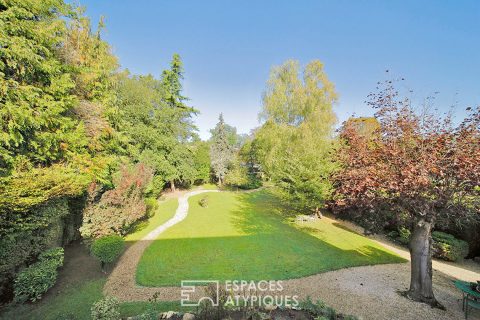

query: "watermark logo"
(180, 280), (299, 308)
(180, 280), (220, 306)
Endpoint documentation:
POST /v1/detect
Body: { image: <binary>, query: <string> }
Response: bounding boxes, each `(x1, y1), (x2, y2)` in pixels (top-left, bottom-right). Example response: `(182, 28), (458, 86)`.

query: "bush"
(13, 247), (64, 303)
(91, 297), (120, 320)
(90, 235), (125, 270)
(398, 227), (411, 245)
(39, 247), (65, 268)
(144, 197), (159, 217)
(80, 163), (153, 238)
(199, 196), (209, 207)
(432, 231), (469, 262)
(299, 297), (356, 320)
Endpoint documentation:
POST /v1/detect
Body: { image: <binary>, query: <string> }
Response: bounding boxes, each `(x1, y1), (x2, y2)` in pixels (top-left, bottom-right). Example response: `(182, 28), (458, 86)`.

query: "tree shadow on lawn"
(136, 190), (405, 287)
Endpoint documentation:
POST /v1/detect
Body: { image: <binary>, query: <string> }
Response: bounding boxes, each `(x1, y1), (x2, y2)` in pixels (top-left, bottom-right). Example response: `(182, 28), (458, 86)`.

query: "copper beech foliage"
(334, 80), (480, 228)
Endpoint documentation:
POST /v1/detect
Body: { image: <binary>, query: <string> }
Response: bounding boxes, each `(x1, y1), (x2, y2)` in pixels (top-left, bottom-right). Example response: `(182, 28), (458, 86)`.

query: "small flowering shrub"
(91, 297), (120, 320)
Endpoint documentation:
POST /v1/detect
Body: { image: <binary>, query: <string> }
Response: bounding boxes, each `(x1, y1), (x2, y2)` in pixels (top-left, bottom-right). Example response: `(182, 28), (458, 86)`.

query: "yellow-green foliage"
(254, 60), (338, 210)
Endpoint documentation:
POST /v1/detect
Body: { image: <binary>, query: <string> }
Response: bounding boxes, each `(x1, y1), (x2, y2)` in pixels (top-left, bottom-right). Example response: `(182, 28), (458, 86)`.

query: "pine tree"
(210, 114), (234, 186)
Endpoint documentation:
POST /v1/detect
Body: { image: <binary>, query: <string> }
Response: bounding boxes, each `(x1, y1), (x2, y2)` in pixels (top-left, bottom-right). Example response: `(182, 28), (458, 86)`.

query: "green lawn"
(137, 190), (405, 286)
(0, 278), (190, 320)
(0, 198), (182, 320)
(125, 198), (178, 242)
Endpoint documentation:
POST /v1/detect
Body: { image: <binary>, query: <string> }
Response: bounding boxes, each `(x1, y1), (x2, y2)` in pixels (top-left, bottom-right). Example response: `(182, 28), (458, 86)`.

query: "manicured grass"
(125, 198), (178, 242)
(0, 279), (105, 320)
(137, 190), (405, 286)
(0, 278), (190, 320)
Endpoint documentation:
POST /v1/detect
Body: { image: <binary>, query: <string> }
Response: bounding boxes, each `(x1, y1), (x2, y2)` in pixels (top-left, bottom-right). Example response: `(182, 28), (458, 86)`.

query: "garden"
(0, 1), (479, 320)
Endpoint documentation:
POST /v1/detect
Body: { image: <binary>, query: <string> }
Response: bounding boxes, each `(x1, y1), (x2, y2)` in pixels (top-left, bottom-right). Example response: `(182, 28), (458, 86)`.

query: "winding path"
(104, 189), (480, 319)
(103, 189), (218, 301)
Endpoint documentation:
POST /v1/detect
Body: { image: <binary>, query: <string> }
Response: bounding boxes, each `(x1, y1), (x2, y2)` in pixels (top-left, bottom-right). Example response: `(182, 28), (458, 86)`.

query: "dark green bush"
(432, 231), (469, 262)
(199, 196), (209, 207)
(13, 247), (64, 303)
(91, 235), (125, 269)
(397, 227), (411, 245)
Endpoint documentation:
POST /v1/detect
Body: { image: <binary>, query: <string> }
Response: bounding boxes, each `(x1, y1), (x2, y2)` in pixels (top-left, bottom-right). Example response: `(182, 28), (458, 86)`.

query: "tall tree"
(0, 0), (88, 174)
(118, 54), (199, 192)
(210, 114), (234, 186)
(334, 80), (480, 306)
(254, 59), (338, 210)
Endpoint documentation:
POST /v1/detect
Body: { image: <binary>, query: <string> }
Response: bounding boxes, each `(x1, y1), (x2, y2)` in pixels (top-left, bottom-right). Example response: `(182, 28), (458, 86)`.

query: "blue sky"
(75, 0), (480, 139)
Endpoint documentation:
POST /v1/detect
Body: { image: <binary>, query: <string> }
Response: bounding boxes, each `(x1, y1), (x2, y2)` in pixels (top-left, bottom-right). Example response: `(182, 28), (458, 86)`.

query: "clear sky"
(75, 0), (480, 140)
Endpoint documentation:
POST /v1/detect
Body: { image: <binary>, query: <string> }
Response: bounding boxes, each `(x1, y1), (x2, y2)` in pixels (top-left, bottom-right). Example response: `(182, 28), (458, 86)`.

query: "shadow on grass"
(136, 190), (405, 287)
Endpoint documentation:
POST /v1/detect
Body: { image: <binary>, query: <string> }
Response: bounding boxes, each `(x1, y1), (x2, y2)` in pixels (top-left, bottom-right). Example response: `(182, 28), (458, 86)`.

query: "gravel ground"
(103, 190), (218, 301)
(104, 190), (480, 320)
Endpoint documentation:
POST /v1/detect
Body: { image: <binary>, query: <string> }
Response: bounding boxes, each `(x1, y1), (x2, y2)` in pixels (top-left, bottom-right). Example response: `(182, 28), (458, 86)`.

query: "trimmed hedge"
(432, 231), (469, 262)
(91, 235), (125, 269)
(13, 247), (64, 303)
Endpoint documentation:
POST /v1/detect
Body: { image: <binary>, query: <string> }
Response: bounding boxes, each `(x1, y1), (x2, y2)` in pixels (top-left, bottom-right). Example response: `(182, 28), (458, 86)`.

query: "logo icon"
(180, 280), (220, 306)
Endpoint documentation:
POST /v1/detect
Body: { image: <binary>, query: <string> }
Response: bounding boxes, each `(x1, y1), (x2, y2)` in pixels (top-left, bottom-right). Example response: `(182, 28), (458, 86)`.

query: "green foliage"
(91, 296), (120, 320)
(117, 54), (199, 189)
(199, 196), (209, 207)
(224, 156), (262, 190)
(0, 197), (72, 296)
(39, 247), (65, 268)
(13, 247), (64, 303)
(398, 227), (411, 245)
(144, 197), (159, 218)
(80, 163), (153, 238)
(299, 296), (357, 320)
(210, 114), (235, 185)
(254, 60), (338, 211)
(0, 0), (89, 173)
(90, 235), (125, 266)
(432, 231), (469, 262)
(192, 140), (212, 184)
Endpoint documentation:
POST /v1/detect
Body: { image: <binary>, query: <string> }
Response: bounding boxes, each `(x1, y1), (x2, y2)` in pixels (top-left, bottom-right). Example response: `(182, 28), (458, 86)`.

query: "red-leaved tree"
(80, 163), (153, 239)
(334, 80), (480, 306)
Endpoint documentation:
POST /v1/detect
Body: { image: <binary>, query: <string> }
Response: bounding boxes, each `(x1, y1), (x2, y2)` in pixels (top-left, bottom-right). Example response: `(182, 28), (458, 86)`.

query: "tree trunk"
(407, 219), (442, 308)
(170, 180), (175, 192)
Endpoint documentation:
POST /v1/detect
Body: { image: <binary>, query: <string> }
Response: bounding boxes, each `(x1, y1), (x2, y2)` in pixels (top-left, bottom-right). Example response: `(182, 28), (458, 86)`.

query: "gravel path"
(104, 190), (480, 319)
(103, 189), (218, 301)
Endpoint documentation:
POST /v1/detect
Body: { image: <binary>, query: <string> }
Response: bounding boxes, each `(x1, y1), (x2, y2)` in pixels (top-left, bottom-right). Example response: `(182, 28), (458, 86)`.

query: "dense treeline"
(0, 0), (209, 301)
(0, 0), (478, 311)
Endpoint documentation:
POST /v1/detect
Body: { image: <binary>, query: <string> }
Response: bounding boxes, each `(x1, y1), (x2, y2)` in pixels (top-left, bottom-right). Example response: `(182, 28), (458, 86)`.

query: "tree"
(334, 80), (480, 307)
(192, 140), (211, 184)
(0, 0), (88, 174)
(117, 54), (199, 192)
(254, 59), (338, 210)
(210, 114), (234, 186)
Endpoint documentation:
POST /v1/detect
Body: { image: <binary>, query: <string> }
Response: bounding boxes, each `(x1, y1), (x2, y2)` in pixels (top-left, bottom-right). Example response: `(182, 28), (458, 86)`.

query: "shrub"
(432, 231), (469, 262)
(80, 163), (153, 238)
(39, 247), (65, 268)
(299, 297), (357, 320)
(90, 235), (125, 270)
(199, 196), (209, 207)
(91, 297), (120, 320)
(144, 197), (159, 217)
(13, 247), (64, 303)
(398, 227), (411, 245)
